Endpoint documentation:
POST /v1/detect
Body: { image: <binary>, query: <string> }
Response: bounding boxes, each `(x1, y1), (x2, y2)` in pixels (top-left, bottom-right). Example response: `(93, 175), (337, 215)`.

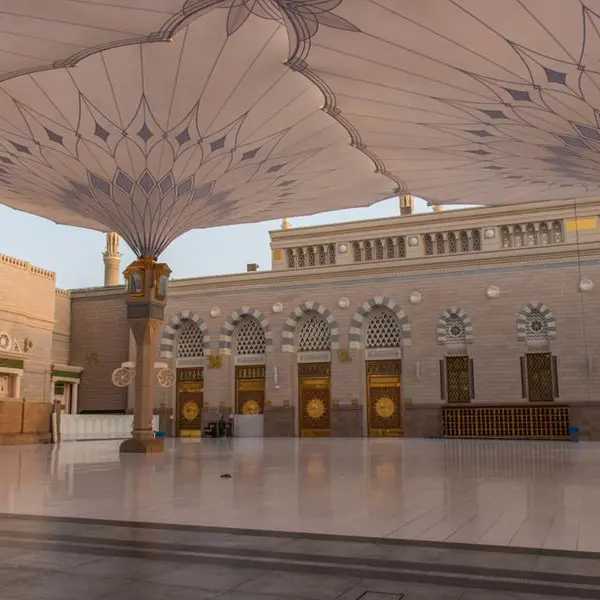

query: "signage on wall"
(0, 331), (29, 354)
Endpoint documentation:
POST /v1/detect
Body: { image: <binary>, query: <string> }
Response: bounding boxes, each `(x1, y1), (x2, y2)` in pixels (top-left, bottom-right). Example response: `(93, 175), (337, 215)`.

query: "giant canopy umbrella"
(0, 1), (596, 257)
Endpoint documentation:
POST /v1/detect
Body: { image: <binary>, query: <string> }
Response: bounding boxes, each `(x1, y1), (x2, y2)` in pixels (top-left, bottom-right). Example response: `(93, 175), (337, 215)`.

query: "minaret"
(399, 194), (414, 216)
(103, 232), (121, 287)
(281, 217), (291, 230)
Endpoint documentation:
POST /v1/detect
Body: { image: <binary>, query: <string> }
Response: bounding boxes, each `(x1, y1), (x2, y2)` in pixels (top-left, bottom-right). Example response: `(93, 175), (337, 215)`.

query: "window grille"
(286, 248), (295, 268)
(353, 242), (361, 262)
(375, 239), (384, 260)
(459, 231), (469, 252)
(298, 314), (331, 352)
(445, 314), (467, 346)
(552, 221), (563, 243)
(366, 310), (402, 349)
(448, 232), (457, 253)
(297, 248), (305, 267)
(424, 234), (433, 255)
(317, 245), (326, 266)
(364, 241), (373, 261)
(177, 320), (204, 358)
(525, 308), (549, 347)
(308, 247), (316, 266)
(328, 244), (336, 264)
(513, 225), (523, 247)
(501, 226), (511, 248)
(435, 232), (445, 254)
(235, 317), (266, 355)
(472, 229), (482, 251)
(526, 223), (537, 246)
(539, 222), (549, 245)
(445, 356), (471, 403)
(385, 238), (394, 259)
(398, 237), (406, 258)
(524, 352), (555, 403)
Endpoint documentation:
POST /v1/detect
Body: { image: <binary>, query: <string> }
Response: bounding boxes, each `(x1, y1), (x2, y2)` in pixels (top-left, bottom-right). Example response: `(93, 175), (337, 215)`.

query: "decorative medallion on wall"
(579, 278), (594, 292)
(486, 285), (500, 298)
(111, 366), (133, 387)
(208, 355), (222, 369)
(409, 291), (422, 305)
(0, 332), (11, 351)
(337, 349), (351, 362)
(210, 306), (220, 318)
(338, 244), (348, 254)
(375, 396), (395, 419)
(272, 302), (283, 313)
(156, 368), (175, 388)
(306, 397), (325, 420)
(408, 236), (419, 247)
(241, 399), (261, 415)
(338, 297), (350, 309)
(182, 401), (200, 422)
(484, 228), (496, 239)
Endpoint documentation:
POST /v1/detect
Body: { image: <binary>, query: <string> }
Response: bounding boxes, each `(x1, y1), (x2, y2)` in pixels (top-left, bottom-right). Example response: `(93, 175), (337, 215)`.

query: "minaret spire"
(103, 232), (122, 287)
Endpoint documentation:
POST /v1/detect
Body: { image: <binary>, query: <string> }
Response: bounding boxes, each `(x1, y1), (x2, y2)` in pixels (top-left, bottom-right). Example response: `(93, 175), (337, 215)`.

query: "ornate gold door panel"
(299, 362), (331, 437)
(367, 360), (403, 437)
(235, 366), (266, 414)
(177, 367), (203, 437)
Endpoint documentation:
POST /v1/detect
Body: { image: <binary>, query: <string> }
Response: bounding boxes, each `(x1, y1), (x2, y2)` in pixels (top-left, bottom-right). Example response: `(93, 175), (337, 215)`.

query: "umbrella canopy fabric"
(0, 1), (597, 255)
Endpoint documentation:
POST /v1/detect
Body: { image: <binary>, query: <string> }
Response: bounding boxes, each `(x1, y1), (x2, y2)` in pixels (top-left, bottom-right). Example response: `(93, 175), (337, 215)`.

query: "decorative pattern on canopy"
(0, 1), (598, 255)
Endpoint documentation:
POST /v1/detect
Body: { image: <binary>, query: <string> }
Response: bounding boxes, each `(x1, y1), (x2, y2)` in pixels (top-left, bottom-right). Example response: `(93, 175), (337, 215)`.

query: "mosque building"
(1, 197), (600, 443)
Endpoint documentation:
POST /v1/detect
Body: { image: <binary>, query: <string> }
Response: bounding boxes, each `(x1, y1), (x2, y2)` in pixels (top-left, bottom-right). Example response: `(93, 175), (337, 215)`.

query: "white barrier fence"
(60, 414), (160, 442)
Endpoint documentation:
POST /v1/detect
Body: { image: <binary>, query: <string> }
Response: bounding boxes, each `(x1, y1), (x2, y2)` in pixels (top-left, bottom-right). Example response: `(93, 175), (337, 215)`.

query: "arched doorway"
(234, 316), (266, 415)
(176, 320), (204, 437)
(364, 309), (403, 436)
(297, 313), (332, 437)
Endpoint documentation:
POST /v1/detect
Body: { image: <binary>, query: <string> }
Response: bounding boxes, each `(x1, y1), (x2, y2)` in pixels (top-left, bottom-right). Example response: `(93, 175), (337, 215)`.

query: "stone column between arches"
(330, 347), (363, 437)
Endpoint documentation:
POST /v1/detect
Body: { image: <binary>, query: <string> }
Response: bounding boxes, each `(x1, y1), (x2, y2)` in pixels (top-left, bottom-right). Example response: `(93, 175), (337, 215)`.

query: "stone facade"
(62, 198), (600, 439)
(0, 254), (81, 443)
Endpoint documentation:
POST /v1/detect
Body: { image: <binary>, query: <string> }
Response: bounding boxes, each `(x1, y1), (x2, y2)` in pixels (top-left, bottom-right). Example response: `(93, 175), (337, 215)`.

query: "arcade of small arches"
(158, 300), (560, 437)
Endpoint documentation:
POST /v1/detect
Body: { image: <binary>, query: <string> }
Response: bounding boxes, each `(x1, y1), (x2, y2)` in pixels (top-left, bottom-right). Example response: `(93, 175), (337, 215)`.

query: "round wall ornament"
(338, 297), (350, 309)
(0, 332), (12, 351)
(484, 228), (496, 239)
(338, 244), (348, 254)
(157, 368), (175, 388)
(486, 285), (500, 298)
(408, 236), (419, 247)
(210, 306), (220, 318)
(111, 367), (133, 387)
(272, 302), (283, 313)
(409, 291), (422, 305)
(579, 278), (594, 292)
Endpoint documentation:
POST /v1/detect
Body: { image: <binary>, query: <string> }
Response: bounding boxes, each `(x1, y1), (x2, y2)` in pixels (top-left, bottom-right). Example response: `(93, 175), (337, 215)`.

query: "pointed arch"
(349, 297), (411, 349)
(436, 307), (473, 345)
(219, 307), (272, 355)
(281, 301), (339, 352)
(516, 302), (556, 343)
(159, 310), (210, 358)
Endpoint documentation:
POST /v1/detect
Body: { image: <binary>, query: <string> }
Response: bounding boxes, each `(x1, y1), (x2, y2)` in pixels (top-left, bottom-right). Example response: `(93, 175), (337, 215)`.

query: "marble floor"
(0, 438), (599, 553)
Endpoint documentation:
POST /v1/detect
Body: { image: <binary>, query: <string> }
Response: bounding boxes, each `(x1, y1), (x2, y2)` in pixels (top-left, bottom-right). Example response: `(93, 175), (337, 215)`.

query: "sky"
(0, 197), (465, 290)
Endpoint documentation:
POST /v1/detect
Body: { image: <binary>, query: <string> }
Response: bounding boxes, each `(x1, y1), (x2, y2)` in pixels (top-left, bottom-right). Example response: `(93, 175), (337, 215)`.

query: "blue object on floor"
(155, 431), (167, 438)
(568, 426), (580, 443)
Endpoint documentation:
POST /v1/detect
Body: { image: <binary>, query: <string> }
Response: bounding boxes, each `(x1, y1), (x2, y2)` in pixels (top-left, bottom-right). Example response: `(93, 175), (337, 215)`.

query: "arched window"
(297, 314), (331, 352)
(472, 229), (482, 251)
(435, 232), (445, 254)
(235, 317), (266, 356)
(459, 231), (469, 252)
(398, 237), (406, 258)
(307, 247), (316, 266)
(375, 239), (384, 260)
(327, 244), (336, 265)
(513, 225), (524, 247)
(526, 223), (537, 246)
(501, 226), (511, 248)
(352, 242), (361, 262)
(424, 234), (433, 256)
(317, 245), (326, 266)
(552, 221), (563, 243)
(177, 321), (204, 358)
(365, 310), (401, 349)
(448, 232), (457, 253)
(539, 222), (549, 245)
(445, 314), (467, 347)
(385, 238), (395, 259)
(364, 241), (373, 261)
(297, 248), (305, 267)
(286, 248), (295, 268)
(525, 308), (549, 348)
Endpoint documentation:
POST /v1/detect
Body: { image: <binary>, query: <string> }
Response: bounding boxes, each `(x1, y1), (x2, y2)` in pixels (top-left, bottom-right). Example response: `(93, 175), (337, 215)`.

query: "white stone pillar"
(71, 383), (79, 415)
(13, 373), (21, 399)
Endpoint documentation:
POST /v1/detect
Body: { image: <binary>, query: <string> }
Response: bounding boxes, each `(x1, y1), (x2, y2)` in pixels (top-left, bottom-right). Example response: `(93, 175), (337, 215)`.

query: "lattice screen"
(445, 314), (467, 346)
(525, 308), (549, 346)
(177, 320), (204, 358)
(298, 314), (331, 352)
(235, 317), (266, 355)
(366, 310), (401, 349)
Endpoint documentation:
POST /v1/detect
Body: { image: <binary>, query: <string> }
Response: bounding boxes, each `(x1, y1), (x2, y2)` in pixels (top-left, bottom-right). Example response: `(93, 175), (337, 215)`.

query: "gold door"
(177, 367), (203, 437)
(235, 366), (265, 414)
(367, 360), (403, 437)
(298, 362), (331, 437)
